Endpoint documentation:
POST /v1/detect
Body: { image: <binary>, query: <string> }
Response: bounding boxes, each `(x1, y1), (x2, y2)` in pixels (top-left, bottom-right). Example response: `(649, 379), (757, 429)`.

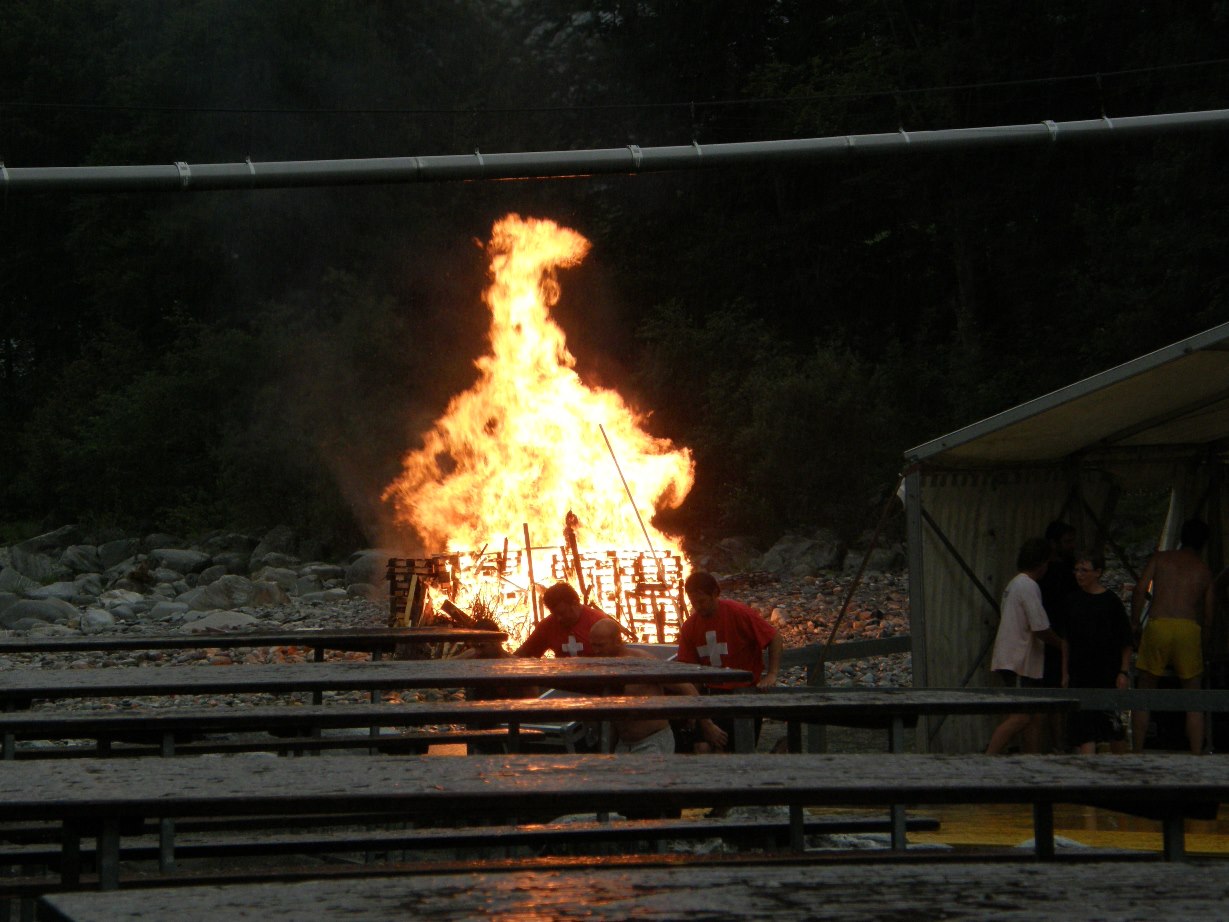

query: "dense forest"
(2, 1), (1228, 555)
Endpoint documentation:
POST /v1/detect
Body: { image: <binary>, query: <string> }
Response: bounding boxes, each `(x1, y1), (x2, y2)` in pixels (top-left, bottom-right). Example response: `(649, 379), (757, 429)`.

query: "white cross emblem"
(696, 630), (728, 667)
(561, 634), (584, 657)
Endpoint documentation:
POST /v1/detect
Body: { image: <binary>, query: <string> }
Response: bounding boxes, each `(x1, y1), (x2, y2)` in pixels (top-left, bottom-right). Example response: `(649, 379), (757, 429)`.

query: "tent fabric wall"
(905, 323), (1229, 753)
(913, 468), (1115, 752)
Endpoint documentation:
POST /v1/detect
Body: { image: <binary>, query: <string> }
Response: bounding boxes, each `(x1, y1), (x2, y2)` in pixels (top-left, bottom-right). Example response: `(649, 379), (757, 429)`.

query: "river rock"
(80, 607), (116, 634)
(7, 547), (71, 583)
(26, 581), (78, 603)
(188, 575), (290, 610)
(178, 610), (260, 632)
(142, 533), (185, 551)
(15, 525), (86, 555)
(345, 550), (390, 587)
(98, 539), (140, 570)
(150, 548), (210, 574)
(148, 600), (191, 620)
(198, 564), (228, 584)
(61, 544), (103, 573)
(760, 531), (845, 577)
(252, 566), (298, 591)
(0, 598), (77, 628)
(0, 567), (39, 594)
(209, 551), (251, 574)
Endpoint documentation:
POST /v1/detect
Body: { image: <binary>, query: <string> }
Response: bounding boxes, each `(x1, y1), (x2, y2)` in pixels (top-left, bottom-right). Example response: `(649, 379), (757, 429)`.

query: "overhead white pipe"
(2, 108), (1228, 194)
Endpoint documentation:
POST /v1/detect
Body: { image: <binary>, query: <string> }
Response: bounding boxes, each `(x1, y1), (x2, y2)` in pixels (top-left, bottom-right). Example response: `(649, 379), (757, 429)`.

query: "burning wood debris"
(381, 215), (695, 646)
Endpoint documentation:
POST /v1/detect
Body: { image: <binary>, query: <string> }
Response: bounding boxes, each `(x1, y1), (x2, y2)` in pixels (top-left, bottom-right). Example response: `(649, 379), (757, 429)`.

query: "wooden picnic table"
(0, 658), (749, 708)
(0, 627), (505, 661)
(2, 752), (1224, 888)
(0, 688), (1078, 757)
(37, 860), (1229, 921)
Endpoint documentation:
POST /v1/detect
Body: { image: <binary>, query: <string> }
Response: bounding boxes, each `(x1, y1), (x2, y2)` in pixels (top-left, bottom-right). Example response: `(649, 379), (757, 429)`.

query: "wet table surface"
(38, 860), (1229, 922)
(0, 658), (750, 703)
(2, 752), (1225, 821)
(0, 689), (1078, 738)
(0, 626), (505, 656)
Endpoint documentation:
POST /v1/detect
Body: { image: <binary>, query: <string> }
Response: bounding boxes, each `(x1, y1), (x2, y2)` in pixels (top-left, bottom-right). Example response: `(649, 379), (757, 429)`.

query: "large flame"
(383, 214), (693, 592)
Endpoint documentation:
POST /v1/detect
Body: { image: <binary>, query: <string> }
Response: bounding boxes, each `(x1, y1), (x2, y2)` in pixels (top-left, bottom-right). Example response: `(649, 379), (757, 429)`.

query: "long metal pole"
(599, 424), (658, 565)
(4, 109), (1229, 193)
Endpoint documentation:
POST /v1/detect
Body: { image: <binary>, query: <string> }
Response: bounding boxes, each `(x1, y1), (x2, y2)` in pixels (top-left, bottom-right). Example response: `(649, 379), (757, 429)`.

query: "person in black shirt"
(1062, 552), (1132, 754)
(1038, 521), (1078, 750)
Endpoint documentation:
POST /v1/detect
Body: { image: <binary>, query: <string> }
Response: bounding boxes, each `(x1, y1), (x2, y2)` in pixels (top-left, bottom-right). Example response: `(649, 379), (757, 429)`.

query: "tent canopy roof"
(906, 322), (1229, 467)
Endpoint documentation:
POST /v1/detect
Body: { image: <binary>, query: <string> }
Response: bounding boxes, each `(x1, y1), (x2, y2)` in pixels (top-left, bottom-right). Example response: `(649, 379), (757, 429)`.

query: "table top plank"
(0, 690), (1077, 737)
(1, 753), (1224, 821)
(38, 861), (1229, 922)
(0, 627), (504, 655)
(0, 659), (750, 701)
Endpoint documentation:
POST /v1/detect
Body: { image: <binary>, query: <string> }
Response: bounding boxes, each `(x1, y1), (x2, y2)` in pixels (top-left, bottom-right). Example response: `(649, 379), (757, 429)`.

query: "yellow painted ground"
(799, 803), (1229, 856)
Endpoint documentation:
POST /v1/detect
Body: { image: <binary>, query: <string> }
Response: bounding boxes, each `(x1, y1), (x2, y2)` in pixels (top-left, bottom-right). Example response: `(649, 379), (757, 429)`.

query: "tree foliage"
(2, 1), (1228, 549)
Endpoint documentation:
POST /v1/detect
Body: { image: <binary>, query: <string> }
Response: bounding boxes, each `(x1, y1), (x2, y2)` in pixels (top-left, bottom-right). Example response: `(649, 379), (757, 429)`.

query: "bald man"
(588, 618), (726, 754)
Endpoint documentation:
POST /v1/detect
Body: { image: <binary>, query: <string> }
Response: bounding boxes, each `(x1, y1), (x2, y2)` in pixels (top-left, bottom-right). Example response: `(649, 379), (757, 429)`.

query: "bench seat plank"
(39, 859), (1229, 921)
(0, 689), (1073, 743)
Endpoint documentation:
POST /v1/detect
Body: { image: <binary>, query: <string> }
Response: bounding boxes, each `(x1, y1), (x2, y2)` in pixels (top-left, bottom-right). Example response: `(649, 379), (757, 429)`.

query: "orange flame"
(383, 214), (693, 607)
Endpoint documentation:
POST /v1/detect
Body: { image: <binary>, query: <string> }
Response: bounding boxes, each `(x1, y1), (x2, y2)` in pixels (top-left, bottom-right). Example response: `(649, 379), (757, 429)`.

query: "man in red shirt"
(515, 582), (610, 658)
(677, 571), (781, 752)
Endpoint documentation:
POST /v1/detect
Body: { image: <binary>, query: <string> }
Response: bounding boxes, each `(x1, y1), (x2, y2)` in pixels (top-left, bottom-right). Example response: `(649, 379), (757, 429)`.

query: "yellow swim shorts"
(1136, 617), (1203, 680)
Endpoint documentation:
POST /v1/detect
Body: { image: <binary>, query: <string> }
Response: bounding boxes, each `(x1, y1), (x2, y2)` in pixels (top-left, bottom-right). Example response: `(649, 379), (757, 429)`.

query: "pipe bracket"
(174, 161), (192, 188)
(1044, 120), (1060, 142)
(627, 144), (643, 170)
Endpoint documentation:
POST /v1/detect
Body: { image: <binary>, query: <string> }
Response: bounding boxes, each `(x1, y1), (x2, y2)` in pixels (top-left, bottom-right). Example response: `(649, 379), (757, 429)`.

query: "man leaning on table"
(515, 582), (609, 658)
(676, 571), (781, 753)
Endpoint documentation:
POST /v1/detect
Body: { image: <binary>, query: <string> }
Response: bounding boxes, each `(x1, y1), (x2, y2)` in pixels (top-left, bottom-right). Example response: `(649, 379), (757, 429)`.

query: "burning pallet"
(386, 548), (686, 645)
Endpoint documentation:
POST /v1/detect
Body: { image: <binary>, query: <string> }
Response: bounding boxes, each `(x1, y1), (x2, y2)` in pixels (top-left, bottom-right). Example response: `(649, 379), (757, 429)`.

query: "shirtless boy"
(587, 618), (725, 753)
(1131, 518), (1215, 754)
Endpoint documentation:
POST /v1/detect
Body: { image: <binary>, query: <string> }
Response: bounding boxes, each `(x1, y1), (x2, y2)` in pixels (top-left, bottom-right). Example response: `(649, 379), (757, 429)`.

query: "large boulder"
(0, 598), (77, 628)
(15, 525), (87, 556)
(0, 591), (20, 614)
(142, 533), (185, 551)
(73, 572), (105, 599)
(188, 575), (288, 610)
(0, 567), (39, 594)
(843, 544), (906, 574)
(759, 530), (845, 577)
(61, 545), (103, 574)
(252, 566), (298, 591)
(201, 532), (259, 555)
(150, 548), (211, 574)
(345, 550), (391, 587)
(209, 551), (251, 574)
(97, 588), (146, 610)
(98, 539), (140, 571)
(80, 607), (116, 634)
(251, 526), (299, 567)
(25, 581), (78, 603)
(7, 547), (71, 583)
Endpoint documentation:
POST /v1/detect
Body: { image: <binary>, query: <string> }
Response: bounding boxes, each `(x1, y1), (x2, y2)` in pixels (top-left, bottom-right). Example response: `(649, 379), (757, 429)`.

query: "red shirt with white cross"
(676, 598), (777, 689)
(517, 604), (608, 658)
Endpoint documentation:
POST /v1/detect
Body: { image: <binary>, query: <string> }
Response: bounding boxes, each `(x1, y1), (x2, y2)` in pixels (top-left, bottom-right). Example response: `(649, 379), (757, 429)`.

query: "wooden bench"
(0, 627), (506, 662)
(1, 689), (1075, 760)
(0, 812), (941, 871)
(1, 752), (1222, 890)
(37, 858), (1229, 921)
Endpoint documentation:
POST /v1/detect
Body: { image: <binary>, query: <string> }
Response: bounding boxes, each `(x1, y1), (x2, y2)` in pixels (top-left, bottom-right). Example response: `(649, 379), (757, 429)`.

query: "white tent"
(902, 321), (1229, 752)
